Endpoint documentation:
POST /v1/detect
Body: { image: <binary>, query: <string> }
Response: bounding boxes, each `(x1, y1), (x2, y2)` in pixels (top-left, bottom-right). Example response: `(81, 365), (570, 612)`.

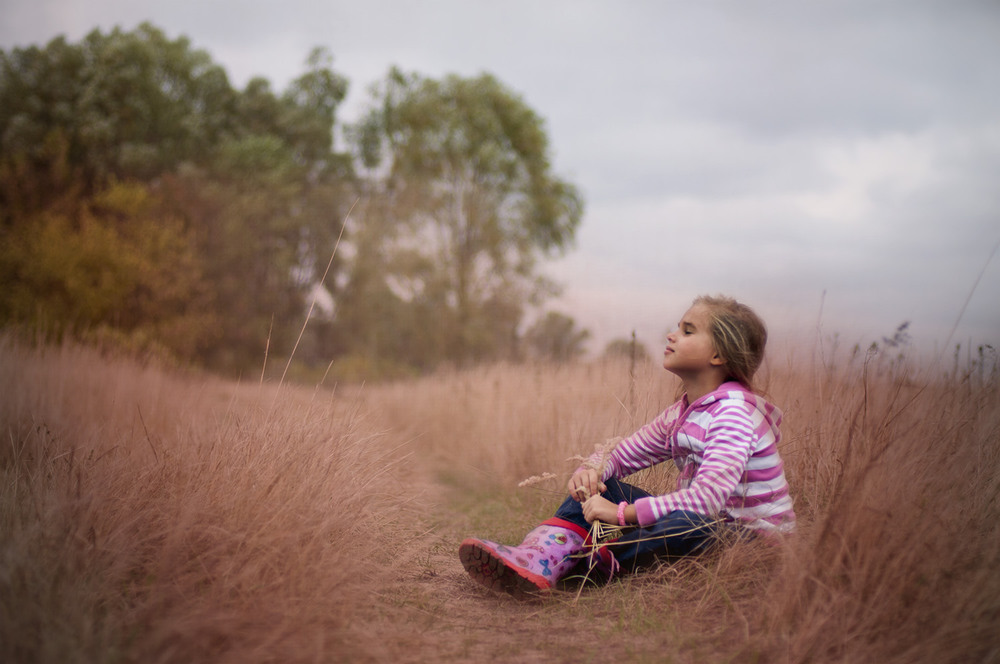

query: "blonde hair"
(693, 295), (767, 391)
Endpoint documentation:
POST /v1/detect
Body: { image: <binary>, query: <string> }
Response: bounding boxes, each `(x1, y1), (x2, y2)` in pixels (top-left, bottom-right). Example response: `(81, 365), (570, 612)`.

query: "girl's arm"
(598, 404), (681, 480)
(631, 402), (755, 527)
(568, 405), (679, 505)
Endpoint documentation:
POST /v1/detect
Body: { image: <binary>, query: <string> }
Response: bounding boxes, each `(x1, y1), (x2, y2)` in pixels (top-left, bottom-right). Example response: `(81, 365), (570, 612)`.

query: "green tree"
(0, 23), (235, 206)
(524, 311), (591, 363)
(0, 26), (354, 374)
(350, 69), (583, 366)
(603, 336), (651, 364)
(167, 47), (352, 372)
(162, 131), (351, 371)
(0, 180), (215, 357)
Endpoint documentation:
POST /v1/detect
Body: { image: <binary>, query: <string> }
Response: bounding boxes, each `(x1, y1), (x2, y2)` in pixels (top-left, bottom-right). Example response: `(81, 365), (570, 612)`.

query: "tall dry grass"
(0, 336), (413, 663)
(369, 358), (680, 493)
(368, 343), (1000, 663)
(2, 333), (998, 662)
(754, 348), (1000, 663)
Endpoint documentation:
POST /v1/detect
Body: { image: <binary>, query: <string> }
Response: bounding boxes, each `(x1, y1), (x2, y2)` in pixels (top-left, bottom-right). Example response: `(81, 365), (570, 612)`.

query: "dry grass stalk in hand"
(517, 472), (557, 488)
(566, 436), (622, 477)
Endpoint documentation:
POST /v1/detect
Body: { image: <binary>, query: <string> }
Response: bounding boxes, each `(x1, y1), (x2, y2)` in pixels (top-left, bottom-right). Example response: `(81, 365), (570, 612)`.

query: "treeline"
(0, 23), (592, 379)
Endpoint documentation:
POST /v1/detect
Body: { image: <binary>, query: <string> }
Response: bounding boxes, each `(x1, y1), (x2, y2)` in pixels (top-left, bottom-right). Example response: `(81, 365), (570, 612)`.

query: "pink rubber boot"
(459, 518), (588, 599)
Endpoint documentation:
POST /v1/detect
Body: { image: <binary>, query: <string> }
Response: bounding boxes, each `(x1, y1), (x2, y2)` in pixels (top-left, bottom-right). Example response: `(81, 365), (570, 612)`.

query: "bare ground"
(347, 455), (764, 664)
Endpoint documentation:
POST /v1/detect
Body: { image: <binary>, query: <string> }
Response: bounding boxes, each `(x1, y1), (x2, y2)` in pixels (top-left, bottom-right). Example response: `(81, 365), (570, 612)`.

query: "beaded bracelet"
(617, 501), (628, 527)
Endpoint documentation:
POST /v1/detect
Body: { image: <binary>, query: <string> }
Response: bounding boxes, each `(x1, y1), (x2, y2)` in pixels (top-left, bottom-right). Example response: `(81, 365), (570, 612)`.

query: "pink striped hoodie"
(596, 381), (796, 533)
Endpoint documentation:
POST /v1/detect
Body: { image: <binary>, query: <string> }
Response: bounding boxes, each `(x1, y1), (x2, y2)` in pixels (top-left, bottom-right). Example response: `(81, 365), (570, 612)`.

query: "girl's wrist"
(617, 501), (629, 526)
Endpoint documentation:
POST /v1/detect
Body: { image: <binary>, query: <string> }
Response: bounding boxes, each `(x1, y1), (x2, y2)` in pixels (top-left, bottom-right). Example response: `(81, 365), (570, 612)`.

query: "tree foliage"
(0, 23), (234, 209)
(348, 68), (584, 366)
(0, 27), (587, 378)
(0, 181), (215, 357)
(0, 25), (353, 372)
(603, 336), (652, 364)
(524, 311), (591, 363)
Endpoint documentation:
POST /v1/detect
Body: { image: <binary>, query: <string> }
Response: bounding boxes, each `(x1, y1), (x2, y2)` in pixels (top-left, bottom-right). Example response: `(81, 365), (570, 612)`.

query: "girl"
(459, 295), (795, 599)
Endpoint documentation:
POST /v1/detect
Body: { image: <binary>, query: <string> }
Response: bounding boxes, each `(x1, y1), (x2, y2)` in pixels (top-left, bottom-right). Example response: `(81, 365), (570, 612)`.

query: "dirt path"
(351, 454), (727, 664)
(348, 452), (587, 662)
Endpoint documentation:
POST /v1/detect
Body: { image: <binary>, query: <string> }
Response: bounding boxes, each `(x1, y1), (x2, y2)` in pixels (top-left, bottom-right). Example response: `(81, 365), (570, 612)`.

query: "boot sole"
(458, 538), (552, 600)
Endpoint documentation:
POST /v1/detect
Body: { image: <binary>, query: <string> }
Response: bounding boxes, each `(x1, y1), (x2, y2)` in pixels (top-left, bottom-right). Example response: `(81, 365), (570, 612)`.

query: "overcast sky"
(3, 1), (998, 362)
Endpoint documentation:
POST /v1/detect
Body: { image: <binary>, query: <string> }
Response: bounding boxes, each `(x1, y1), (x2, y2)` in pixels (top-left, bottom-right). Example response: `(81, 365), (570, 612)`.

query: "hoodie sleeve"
(593, 404), (681, 480)
(632, 400), (756, 527)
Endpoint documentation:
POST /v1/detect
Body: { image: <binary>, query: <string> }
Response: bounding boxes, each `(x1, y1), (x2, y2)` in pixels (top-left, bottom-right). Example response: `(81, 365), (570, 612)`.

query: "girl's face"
(662, 304), (724, 378)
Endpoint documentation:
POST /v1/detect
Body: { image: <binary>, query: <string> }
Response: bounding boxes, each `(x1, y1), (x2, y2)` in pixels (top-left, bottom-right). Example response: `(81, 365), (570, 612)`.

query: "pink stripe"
(617, 445), (652, 470)
(755, 441), (778, 457)
(744, 464), (784, 482)
(681, 422), (708, 438)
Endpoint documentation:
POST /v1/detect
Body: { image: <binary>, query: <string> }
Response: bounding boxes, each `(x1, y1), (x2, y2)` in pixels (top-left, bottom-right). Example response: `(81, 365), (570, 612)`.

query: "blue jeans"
(553, 478), (725, 573)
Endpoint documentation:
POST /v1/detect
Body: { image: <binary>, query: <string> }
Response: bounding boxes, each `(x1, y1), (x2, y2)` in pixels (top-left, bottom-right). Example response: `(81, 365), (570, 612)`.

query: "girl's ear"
(710, 351), (725, 367)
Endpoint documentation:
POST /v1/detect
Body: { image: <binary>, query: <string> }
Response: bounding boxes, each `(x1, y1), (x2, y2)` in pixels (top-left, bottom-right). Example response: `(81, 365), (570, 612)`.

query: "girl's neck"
(682, 371), (728, 403)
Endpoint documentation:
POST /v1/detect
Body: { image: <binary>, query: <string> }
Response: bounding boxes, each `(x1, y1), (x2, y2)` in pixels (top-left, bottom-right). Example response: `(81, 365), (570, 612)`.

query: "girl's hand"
(581, 495), (618, 524)
(567, 468), (606, 502)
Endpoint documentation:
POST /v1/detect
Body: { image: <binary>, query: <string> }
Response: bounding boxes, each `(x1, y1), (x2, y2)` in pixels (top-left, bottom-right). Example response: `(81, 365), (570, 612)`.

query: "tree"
(0, 23), (235, 207)
(0, 26), (354, 374)
(350, 69), (583, 366)
(281, 47), (349, 168)
(1, 27), (588, 378)
(165, 47), (352, 372)
(524, 311), (591, 363)
(0, 180), (216, 357)
(603, 336), (651, 364)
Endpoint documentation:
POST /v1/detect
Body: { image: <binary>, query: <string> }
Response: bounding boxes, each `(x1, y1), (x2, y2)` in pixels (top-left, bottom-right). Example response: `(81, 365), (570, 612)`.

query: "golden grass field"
(2, 335), (998, 663)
